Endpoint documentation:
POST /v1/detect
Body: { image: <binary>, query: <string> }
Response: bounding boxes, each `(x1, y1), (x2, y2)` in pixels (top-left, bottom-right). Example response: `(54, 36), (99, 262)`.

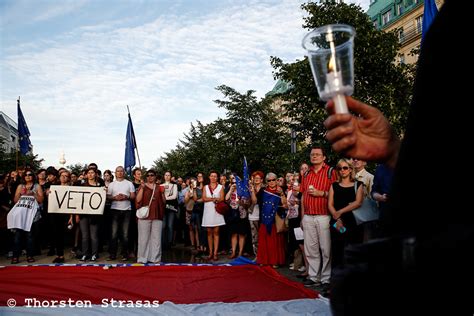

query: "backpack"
(303, 166), (334, 180)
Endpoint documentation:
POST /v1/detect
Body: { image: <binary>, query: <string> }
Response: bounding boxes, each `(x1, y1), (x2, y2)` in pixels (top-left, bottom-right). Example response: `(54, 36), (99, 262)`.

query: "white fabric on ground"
(0, 298), (330, 315)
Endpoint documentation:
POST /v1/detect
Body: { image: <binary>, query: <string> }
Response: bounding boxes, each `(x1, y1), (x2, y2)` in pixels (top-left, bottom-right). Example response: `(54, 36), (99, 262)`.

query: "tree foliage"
(270, 2), (414, 162)
(66, 163), (88, 175)
(0, 143), (44, 174)
(153, 85), (293, 177)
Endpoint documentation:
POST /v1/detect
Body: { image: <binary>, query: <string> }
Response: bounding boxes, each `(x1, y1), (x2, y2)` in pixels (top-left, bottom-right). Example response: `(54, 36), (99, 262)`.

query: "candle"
(325, 27), (348, 114)
(326, 55), (348, 114)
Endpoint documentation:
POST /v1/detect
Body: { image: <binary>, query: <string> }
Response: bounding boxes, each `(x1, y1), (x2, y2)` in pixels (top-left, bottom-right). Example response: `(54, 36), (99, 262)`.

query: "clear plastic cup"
(302, 24), (355, 111)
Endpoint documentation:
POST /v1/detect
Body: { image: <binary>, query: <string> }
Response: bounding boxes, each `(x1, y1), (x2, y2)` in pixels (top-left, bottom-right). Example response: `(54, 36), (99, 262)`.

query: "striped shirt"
(301, 163), (337, 215)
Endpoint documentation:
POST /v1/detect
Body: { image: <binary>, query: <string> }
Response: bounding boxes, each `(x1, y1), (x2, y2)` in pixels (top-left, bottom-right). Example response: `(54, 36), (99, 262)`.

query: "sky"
(1, 0), (369, 172)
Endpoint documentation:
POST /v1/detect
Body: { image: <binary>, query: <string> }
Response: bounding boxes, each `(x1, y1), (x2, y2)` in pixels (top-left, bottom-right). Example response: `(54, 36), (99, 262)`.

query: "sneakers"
(80, 255), (88, 262)
(91, 255), (98, 262)
(298, 266), (306, 272)
(289, 263), (295, 270)
(303, 278), (322, 287)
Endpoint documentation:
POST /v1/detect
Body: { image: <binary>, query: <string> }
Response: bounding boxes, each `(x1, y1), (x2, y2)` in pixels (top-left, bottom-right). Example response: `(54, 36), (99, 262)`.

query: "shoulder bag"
(137, 184), (156, 219)
(352, 182), (379, 225)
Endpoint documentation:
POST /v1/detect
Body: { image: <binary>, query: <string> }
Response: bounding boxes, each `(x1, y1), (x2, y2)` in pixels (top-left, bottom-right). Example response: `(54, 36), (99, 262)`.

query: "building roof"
(265, 80), (292, 97)
(0, 111), (18, 130)
(0, 111), (17, 131)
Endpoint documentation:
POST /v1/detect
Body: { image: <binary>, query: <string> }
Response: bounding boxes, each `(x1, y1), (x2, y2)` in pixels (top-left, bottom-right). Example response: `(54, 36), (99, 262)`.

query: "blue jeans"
(109, 210), (131, 257)
(13, 228), (34, 258)
(162, 209), (176, 249)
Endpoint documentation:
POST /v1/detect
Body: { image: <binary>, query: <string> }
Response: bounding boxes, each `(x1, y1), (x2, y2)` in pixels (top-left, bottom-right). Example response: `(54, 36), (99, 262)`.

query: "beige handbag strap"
(147, 184), (156, 208)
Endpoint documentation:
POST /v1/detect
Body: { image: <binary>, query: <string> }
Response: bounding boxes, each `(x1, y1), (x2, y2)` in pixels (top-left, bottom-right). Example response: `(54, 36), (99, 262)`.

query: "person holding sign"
(9, 170), (44, 264)
(77, 167), (105, 262)
(50, 170), (72, 263)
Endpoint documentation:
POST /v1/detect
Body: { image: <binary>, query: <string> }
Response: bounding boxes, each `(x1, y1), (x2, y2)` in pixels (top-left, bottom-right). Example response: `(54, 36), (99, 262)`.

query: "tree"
(66, 163), (88, 175)
(271, 2), (414, 162)
(153, 85), (293, 177)
(0, 139), (44, 173)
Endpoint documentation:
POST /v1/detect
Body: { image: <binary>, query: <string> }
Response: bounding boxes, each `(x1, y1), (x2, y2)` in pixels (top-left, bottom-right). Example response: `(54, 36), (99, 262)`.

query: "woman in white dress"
(201, 170), (225, 261)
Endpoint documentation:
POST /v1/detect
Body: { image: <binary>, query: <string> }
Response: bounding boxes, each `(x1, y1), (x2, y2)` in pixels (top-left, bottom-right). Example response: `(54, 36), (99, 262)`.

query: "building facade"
(367, 0), (443, 64)
(0, 111), (19, 154)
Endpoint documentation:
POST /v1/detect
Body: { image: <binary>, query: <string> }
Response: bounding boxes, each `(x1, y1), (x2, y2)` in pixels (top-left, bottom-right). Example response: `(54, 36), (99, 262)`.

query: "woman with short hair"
(201, 171), (225, 261)
(252, 172), (287, 268)
(135, 169), (166, 263)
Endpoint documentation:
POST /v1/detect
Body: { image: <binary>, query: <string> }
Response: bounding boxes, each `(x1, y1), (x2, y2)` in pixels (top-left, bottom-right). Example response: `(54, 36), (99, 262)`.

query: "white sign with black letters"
(47, 185), (106, 215)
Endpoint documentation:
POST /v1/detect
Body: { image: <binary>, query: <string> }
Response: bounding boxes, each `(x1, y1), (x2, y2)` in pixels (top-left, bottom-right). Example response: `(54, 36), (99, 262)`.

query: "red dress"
(256, 223), (286, 265)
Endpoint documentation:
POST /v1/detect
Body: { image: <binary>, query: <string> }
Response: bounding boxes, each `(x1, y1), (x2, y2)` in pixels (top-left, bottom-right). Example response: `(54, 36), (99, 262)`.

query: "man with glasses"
(300, 147), (337, 292)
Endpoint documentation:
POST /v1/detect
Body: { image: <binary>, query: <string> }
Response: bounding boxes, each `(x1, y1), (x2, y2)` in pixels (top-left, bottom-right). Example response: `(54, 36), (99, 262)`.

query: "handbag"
(275, 213), (288, 233)
(215, 201), (230, 216)
(208, 184), (229, 216)
(352, 182), (379, 225)
(136, 184), (156, 219)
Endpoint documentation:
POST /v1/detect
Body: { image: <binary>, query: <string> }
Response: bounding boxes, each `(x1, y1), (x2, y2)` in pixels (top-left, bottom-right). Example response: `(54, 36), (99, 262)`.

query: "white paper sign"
(294, 227), (304, 240)
(48, 185), (106, 215)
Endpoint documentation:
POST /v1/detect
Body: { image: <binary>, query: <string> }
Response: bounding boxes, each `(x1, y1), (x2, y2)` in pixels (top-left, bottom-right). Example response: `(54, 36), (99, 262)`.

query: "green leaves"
(153, 86), (293, 177)
(272, 2), (413, 163)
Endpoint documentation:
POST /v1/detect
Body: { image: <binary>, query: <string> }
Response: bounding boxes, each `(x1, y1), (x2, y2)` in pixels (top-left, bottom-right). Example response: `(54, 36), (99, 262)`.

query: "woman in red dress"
(251, 172), (287, 268)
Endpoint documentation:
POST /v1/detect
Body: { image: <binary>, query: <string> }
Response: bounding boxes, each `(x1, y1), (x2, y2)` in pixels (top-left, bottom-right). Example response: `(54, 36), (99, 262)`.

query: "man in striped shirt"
(300, 147), (337, 289)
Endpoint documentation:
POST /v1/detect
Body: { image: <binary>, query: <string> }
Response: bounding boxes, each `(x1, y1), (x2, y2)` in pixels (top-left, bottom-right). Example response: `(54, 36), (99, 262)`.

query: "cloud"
(1, 0), (367, 171)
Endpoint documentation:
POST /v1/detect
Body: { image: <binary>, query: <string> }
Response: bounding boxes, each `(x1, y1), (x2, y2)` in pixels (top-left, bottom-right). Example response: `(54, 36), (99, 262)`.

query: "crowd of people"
(1, 152), (389, 297)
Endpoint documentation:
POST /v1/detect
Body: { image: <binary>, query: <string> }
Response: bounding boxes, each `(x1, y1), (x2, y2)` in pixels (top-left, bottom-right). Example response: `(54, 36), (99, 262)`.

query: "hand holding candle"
(302, 24), (355, 114)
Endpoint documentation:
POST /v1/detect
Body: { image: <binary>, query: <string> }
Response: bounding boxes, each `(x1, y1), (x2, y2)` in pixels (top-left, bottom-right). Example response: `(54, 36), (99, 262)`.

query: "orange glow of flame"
(328, 55), (335, 73)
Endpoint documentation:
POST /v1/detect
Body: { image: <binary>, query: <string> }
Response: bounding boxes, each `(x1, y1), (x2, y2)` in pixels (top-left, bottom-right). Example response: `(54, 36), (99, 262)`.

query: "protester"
(252, 172), (287, 268)
(77, 167), (104, 262)
(106, 166), (135, 261)
(135, 169), (166, 264)
(201, 171), (225, 261)
(10, 170), (44, 264)
(323, 1), (473, 313)
(300, 147), (337, 288)
(327, 159), (363, 269)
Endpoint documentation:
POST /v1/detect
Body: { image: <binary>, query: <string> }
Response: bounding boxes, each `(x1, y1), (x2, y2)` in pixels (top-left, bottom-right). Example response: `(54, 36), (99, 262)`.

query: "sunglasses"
(267, 179), (277, 182)
(146, 174), (156, 177)
(25, 173), (33, 176)
(337, 166), (350, 171)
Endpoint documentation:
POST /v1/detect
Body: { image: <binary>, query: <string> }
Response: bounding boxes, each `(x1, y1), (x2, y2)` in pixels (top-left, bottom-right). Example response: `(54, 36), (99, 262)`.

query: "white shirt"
(107, 179), (135, 210)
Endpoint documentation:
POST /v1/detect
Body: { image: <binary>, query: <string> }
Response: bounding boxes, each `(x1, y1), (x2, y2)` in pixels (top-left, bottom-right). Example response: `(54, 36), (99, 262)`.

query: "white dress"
(201, 184), (226, 227)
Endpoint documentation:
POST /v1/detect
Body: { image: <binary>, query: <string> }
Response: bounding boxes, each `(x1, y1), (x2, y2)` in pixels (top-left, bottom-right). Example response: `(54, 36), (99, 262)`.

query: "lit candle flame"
(328, 55), (335, 73)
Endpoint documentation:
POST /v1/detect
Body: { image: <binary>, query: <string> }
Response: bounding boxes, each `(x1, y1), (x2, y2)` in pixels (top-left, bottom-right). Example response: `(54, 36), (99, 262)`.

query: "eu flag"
(422, 0), (438, 41)
(17, 99), (32, 155)
(124, 113), (137, 176)
(235, 157), (250, 199)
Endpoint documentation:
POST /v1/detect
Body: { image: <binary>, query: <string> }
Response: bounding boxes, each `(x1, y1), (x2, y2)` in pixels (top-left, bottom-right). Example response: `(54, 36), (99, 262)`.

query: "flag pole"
(16, 96), (20, 171)
(127, 105), (142, 170)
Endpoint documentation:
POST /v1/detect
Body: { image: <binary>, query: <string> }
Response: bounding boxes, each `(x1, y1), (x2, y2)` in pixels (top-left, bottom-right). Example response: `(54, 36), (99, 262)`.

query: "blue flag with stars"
(17, 99), (32, 155)
(261, 190), (281, 234)
(235, 157), (250, 199)
(124, 113), (137, 176)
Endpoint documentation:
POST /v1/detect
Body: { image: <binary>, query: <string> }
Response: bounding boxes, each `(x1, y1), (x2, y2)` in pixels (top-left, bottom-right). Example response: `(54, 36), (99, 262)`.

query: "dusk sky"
(1, 0), (369, 171)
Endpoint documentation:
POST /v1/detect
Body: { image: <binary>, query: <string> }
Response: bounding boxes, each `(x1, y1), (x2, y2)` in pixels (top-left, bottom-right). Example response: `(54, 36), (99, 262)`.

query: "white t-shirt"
(107, 179), (135, 210)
